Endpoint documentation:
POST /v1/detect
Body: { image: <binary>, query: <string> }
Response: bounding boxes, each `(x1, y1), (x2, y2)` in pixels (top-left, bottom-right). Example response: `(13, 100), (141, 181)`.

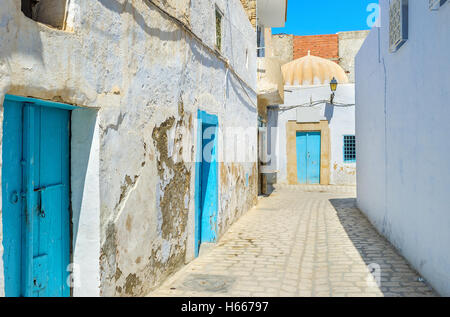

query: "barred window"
(389, 0), (408, 52)
(429, 0), (448, 10)
(215, 8), (223, 51)
(343, 136), (356, 163)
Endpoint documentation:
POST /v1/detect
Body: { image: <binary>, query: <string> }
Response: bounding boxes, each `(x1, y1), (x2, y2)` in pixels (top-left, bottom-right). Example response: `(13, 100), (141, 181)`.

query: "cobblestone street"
(149, 185), (436, 297)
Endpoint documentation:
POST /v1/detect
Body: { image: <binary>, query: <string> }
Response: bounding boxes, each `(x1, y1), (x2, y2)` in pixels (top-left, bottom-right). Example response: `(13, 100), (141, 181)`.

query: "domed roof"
(282, 52), (349, 86)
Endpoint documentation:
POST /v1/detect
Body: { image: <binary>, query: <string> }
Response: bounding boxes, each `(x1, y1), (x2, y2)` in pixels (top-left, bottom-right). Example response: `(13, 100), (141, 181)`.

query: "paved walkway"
(149, 185), (436, 297)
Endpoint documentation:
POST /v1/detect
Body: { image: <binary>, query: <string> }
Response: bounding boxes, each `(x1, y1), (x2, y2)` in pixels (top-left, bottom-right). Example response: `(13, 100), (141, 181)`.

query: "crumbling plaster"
(0, 0), (256, 296)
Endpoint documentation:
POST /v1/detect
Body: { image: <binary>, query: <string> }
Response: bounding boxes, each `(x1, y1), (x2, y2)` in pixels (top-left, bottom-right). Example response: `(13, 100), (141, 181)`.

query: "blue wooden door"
(200, 123), (218, 243)
(296, 132), (321, 184)
(2, 97), (70, 297)
(195, 111), (218, 257)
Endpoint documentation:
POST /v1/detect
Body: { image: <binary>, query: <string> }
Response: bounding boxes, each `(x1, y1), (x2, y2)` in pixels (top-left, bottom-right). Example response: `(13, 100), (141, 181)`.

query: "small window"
(429, 0), (448, 10)
(257, 26), (265, 57)
(21, 0), (68, 30)
(389, 0), (408, 52)
(215, 8), (223, 51)
(343, 135), (356, 163)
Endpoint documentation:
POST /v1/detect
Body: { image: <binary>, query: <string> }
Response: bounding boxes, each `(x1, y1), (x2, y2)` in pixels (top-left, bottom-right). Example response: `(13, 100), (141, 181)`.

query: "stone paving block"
(148, 185), (437, 297)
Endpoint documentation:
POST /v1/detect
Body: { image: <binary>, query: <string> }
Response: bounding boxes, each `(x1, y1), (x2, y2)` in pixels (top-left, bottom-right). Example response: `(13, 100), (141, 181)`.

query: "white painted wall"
(356, 0), (450, 296)
(0, 0), (257, 296)
(71, 109), (100, 297)
(267, 84), (355, 185)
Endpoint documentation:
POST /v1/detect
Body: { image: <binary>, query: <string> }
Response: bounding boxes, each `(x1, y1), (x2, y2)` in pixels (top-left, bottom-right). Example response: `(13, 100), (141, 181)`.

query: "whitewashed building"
(0, 0), (263, 297)
(356, 0), (450, 296)
(265, 54), (357, 187)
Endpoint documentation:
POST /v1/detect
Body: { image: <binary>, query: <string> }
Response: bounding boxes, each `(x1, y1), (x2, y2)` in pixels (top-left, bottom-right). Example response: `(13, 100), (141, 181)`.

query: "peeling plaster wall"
(267, 84), (355, 185)
(0, 0), (256, 296)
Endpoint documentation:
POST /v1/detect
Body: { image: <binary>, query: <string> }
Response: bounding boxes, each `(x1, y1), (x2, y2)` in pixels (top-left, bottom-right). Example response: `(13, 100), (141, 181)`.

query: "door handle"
(34, 184), (64, 192)
(34, 184), (63, 218)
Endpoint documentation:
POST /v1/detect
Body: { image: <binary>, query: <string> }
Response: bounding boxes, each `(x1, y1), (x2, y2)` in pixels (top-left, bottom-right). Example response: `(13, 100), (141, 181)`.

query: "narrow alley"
(149, 185), (436, 297)
(1, 0), (449, 300)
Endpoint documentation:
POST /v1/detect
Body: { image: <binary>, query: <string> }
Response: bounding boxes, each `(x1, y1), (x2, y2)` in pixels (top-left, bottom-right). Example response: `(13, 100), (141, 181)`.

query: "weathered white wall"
(0, 0), (257, 296)
(71, 109), (100, 297)
(356, 0), (450, 296)
(267, 84), (355, 185)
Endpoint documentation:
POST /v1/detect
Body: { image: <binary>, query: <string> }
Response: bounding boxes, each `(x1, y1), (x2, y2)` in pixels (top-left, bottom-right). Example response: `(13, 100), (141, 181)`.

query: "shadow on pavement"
(329, 198), (436, 297)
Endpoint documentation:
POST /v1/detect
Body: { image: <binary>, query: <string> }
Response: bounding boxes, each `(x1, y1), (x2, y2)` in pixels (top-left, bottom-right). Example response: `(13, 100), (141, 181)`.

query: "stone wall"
(239, 0), (257, 28)
(338, 31), (370, 83)
(270, 33), (293, 66)
(0, 0), (257, 297)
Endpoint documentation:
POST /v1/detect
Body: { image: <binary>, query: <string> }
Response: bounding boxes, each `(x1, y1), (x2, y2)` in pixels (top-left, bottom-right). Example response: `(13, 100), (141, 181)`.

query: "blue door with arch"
(296, 131), (321, 184)
(195, 111), (218, 257)
(2, 95), (71, 297)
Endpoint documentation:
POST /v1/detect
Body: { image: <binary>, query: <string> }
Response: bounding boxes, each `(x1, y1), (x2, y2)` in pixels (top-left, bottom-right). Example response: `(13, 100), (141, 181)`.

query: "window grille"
(429, 0), (448, 10)
(343, 136), (356, 163)
(389, 0), (409, 52)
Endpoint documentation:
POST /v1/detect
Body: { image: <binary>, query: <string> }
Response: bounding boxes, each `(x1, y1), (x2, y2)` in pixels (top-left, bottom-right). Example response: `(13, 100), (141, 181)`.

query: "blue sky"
(273, 0), (379, 36)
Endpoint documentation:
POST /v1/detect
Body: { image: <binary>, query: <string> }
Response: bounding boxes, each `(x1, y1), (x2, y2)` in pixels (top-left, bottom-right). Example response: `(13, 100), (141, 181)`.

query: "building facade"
(267, 56), (356, 186)
(271, 30), (370, 82)
(0, 0), (258, 297)
(251, 0), (288, 194)
(356, 0), (450, 296)
(263, 29), (368, 188)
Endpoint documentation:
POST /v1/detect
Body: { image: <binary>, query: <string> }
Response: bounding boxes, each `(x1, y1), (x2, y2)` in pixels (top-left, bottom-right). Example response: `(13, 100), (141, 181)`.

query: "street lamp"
(330, 77), (338, 104)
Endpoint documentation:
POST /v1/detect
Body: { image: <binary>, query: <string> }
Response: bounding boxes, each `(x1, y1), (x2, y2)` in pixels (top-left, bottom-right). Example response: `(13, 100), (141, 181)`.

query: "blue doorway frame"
(2, 95), (76, 297)
(195, 110), (219, 257)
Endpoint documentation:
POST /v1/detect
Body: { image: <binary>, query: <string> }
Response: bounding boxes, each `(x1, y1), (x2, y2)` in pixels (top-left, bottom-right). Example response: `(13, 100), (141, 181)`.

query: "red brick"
(292, 34), (339, 62)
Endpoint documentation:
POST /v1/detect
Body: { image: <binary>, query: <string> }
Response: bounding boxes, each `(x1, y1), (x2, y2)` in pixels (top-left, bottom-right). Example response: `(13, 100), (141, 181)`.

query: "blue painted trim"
(5, 94), (78, 110)
(194, 114), (202, 257)
(198, 110), (218, 125)
(194, 110), (219, 257)
(23, 105), (35, 297)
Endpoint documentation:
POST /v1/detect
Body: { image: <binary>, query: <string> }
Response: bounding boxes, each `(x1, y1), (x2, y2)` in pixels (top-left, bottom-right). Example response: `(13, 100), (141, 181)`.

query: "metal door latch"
(34, 184), (63, 218)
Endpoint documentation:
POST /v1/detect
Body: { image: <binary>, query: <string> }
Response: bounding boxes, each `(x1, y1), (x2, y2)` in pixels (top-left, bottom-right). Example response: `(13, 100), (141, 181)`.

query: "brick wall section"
(293, 34), (339, 62)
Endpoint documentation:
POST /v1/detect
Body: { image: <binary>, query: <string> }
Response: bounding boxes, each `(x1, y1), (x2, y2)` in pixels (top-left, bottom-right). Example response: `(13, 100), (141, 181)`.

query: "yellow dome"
(282, 53), (349, 86)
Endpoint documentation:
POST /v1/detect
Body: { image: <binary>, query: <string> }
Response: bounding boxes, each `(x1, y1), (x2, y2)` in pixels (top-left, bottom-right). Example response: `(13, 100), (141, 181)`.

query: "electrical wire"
(270, 100), (355, 112)
(146, 0), (258, 109)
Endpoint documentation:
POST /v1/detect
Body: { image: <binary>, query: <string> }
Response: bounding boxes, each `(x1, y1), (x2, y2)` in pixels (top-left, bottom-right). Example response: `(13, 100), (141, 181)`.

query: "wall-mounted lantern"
(330, 77), (338, 104)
